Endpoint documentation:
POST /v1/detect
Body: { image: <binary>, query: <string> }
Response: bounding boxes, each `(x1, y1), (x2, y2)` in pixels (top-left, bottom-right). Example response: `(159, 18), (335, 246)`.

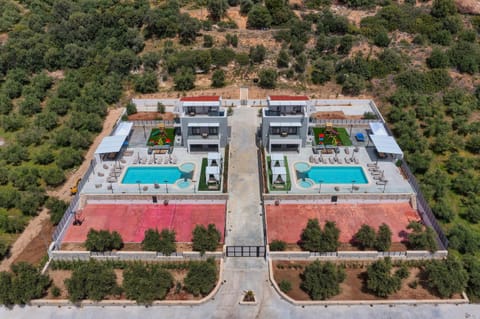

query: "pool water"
(176, 179), (192, 189)
(295, 162), (310, 173)
(122, 166), (193, 184)
(180, 162), (195, 173)
(298, 179), (314, 188)
(295, 163), (368, 184)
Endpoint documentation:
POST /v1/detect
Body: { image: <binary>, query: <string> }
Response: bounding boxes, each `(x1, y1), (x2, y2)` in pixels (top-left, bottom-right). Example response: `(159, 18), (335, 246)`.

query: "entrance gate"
(226, 246), (266, 257)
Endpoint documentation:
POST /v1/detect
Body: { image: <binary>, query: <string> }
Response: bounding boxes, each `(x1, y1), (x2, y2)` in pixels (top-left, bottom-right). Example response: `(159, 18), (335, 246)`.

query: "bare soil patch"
(0, 137), (5, 146)
(11, 218), (53, 266)
(273, 260), (461, 301)
(127, 112), (175, 121)
(311, 111), (363, 120)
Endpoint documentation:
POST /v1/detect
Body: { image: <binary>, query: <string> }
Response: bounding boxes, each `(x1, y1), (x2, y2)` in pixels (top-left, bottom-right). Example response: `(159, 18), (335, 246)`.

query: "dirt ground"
(311, 111), (364, 120)
(0, 108), (125, 272)
(281, 242), (408, 252)
(59, 242), (220, 253)
(273, 260), (462, 301)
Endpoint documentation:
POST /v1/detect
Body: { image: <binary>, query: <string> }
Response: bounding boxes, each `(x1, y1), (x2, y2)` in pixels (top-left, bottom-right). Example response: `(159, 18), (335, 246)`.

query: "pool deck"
(269, 147), (414, 195)
(82, 147), (218, 194)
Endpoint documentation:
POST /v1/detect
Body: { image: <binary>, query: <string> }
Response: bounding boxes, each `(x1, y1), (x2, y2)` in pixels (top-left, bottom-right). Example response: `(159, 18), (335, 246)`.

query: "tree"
(207, 0), (228, 22)
(301, 261), (346, 300)
(431, 0), (456, 18)
(0, 241), (9, 261)
(34, 112), (58, 131)
(41, 166), (66, 187)
(247, 5), (272, 29)
(126, 102), (137, 115)
(178, 14), (200, 45)
(141, 52), (161, 71)
(300, 219), (340, 252)
(0, 262), (50, 305)
(211, 69), (226, 88)
(123, 263), (173, 304)
(427, 48), (449, 69)
(258, 68), (277, 89)
(19, 95), (42, 116)
(85, 229), (123, 252)
(184, 259), (217, 296)
(425, 255), (468, 298)
(0, 94), (13, 115)
(448, 224), (480, 254)
(192, 224), (221, 254)
(240, 0), (253, 15)
(466, 134), (480, 154)
(463, 196), (480, 224)
(311, 59), (334, 85)
(249, 45), (266, 64)
(45, 197), (68, 225)
(366, 257), (402, 297)
(375, 223), (392, 252)
(174, 67), (195, 91)
(277, 50), (289, 68)
(354, 224), (376, 250)
(463, 255), (480, 299)
(406, 221), (437, 252)
(374, 31), (390, 47)
(341, 74), (365, 96)
(142, 228), (176, 255)
(133, 71), (158, 93)
(56, 148), (83, 169)
(65, 260), (119, 302)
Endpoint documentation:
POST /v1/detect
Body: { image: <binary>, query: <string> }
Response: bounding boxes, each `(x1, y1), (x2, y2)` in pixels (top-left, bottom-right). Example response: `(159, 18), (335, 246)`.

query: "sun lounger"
(148, 158), (153, 164)
(354, 158), (359, 164)
(120, 159), (126, 164)
(309, 155), (314, 164)
(95, 184), (102, 189)
(329, 158), (334, 164)
(337, 158), (343, 164)
(171, 158), (177, 164)
(367, 163), (377, 167)
(107, 177), (116, 183)
(376, 181), (387, 185)
(132, 159), (138, 164)
(322, 157), (327, 164)
(314, 156), (319, 164)
(345, 157), (350, 164)
(97, 172), (104, 177)
(103, 164), (109, 169)
(345, 148), (350, 155)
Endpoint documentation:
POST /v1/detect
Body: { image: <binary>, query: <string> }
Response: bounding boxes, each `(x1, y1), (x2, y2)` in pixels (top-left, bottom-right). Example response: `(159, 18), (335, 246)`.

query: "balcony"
(263, 108), (305, 117)
(187, 134), (220, 141)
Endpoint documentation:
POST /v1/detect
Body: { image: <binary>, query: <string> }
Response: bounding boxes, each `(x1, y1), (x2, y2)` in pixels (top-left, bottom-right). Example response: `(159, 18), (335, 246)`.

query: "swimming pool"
(294, 162), (368, 184)
(122, 163), (195, 184)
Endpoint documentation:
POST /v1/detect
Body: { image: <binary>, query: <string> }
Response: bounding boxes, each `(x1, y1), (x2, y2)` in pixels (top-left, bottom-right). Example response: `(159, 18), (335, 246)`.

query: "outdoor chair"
(345, 148), (350, 155)
(354, 158), (360, 164)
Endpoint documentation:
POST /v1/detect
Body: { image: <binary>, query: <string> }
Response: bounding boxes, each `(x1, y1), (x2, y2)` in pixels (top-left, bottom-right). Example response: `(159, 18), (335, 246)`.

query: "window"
(208, 127), (218, 135)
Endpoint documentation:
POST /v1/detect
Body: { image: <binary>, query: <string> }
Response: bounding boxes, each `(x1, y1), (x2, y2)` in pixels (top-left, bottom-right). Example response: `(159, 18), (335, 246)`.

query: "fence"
(401, 162), (449, 249)
(131, 120), (177, 127)
(49, 250), (224, 261)
(51, 159), (97, 248)
(310, 118), (378, 126)
(269, 250), (448, 261)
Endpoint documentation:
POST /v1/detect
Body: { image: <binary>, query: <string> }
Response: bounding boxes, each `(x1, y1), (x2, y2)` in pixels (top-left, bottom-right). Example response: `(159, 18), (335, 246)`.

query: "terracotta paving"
(63, 203), (225, 243)
(266, 202), (420, 244)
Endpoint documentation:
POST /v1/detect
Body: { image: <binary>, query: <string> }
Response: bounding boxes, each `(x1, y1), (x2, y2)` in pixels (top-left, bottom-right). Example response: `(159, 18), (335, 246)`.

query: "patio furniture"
(95, 184), (102, 188)
(337, 158), (343, 164)
(143, 186), (148, 191)
(97, 172), (104, 177)
(354, 158), (359, 164)
(120, 159), (126, 164)
(345, 157), (350, 164)
(107, 177), (116, 183)
(322, 157), (327, 164)
(329, 158), (334, 164)
(103, 164), (109, 169)
(309, 155), (314, 163)
(345, 148), (350, 155)
(355, 133), (365, 142)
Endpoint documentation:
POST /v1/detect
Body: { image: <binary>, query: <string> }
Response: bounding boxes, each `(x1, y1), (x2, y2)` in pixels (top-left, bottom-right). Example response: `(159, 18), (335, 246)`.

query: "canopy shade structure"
(272, 166), (286, 175)
(113, 122), (133, 137)
(95, 135), (128, 155)
(208, 152), (221, 160)
(369, 135), (403, 158)
(369, 122), (388, 136)
(271, 153), (284, 161)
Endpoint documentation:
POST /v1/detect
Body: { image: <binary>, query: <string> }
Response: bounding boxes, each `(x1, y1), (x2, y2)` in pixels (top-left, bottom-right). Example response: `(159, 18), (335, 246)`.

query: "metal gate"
(226, 246), (266, 257)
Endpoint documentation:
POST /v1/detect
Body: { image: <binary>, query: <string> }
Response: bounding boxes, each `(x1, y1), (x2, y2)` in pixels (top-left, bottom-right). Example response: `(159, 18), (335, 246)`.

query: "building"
(261, 95), (311, 153)
(177, 96), (228, 152)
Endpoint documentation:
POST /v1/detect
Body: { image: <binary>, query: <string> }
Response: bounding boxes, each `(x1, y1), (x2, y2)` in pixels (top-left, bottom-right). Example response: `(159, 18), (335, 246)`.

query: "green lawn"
(312, 127), (352, 146)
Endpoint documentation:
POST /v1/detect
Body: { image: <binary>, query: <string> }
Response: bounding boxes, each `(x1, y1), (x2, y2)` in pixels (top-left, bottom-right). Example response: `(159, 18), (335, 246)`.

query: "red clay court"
(266, 202), (420, 244)
(63, 203), (225, 243)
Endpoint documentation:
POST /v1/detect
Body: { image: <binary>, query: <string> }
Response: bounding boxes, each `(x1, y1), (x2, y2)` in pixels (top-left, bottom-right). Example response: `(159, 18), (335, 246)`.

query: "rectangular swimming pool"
(296, 165), (368, 184)
(122, 163), (194, 184)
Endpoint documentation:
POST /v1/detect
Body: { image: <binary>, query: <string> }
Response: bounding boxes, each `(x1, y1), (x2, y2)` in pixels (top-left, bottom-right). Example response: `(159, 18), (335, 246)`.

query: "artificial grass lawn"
(312, 127), (352, 146)
(267, 156), (291, 191)
(146, 128), (175, 147)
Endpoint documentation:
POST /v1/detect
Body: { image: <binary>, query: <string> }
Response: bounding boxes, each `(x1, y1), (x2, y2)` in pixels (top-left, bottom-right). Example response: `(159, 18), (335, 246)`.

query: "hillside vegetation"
(0, 0), (479, 299)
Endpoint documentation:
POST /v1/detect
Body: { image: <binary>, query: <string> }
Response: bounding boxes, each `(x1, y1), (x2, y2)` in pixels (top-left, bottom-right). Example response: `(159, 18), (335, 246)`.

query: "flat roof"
(269, 95), (309, 101)
(95, 135), (127, 154)
(369, 134), (403, 156)
(369, 122), (387, 136)
(180, 96), (220, 102)
(113, 122), (133, 137)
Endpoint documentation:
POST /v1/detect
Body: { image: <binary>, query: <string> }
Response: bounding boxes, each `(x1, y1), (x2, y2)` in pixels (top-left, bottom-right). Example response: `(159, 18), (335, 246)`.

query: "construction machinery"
(70, 178), (82, 195)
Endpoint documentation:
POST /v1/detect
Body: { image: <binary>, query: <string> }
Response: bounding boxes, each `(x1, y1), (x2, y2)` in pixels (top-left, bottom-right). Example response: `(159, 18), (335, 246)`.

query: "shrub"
(123, 263), (173, 304)
(341, 74), (365, 96)
(133, 71), (158, 94)
(192, 224), (221, 254)
(270, 240), (286, 251)
(426, 48), (449, 69)
(41, 167), (66, 187)
(203, 35), (214, 48)
(301, 261), (346, 300)
(395, 264), (410, 280)
(240, 0), (253, 15)
(174, 67), (195, 91)
(247, 5), (272, 29)
(51, 285), (61, 297)
(0, 241), (10, 261)
(126, 102), (137, 115)
(141, 228), (176, 255)
(85, 229), (124, 252)
(184, 259), (217, 296)
(279, 280), (292, 293)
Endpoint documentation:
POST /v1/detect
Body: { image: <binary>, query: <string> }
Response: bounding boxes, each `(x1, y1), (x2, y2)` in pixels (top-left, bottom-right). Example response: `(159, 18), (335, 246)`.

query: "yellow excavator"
(70, 178), (82, 195)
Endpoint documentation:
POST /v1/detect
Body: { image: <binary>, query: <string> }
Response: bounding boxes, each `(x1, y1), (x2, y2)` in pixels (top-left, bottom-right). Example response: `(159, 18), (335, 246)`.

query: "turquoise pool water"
(122, 166), (194, 184)
(176, 179), (192, 189)
(298, 179), (314, 188)
(179, 162), (195, 173)
(295, 163), (368, 184)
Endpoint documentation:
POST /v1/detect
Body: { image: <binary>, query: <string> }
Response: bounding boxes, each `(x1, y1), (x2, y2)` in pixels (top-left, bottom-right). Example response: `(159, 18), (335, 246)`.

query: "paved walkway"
(225, 106), (264, 246)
